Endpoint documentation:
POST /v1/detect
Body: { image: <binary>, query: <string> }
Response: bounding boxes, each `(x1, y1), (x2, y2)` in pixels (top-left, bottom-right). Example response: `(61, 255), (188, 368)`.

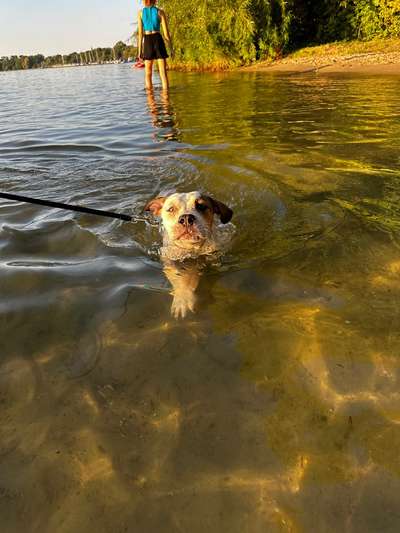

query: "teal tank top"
(142, 6), (160, 32)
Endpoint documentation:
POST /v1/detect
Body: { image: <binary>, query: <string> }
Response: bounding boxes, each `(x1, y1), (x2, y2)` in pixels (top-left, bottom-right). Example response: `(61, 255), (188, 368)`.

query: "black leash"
(0, 192), (132, 222)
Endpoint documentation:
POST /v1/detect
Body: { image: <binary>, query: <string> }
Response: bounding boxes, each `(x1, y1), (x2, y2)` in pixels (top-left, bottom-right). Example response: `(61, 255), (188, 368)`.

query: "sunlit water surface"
(1, 65), (400, 532)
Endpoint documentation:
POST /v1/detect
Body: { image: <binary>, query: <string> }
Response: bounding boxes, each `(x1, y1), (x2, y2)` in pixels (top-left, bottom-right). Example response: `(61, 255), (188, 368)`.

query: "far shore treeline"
(2, 0), (400, 72)
(0, 41), (137, 72)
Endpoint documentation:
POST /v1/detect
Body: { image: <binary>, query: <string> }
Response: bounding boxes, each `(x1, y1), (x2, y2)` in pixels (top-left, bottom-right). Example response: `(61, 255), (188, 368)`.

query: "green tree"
(160, 0), (256, 68)
(113, 41), (127, 60)
(160, 0), (400, 68)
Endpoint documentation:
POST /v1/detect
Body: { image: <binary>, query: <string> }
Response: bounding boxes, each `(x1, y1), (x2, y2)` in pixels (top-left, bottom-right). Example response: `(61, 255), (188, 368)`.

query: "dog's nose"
(179, 214), (196, 226)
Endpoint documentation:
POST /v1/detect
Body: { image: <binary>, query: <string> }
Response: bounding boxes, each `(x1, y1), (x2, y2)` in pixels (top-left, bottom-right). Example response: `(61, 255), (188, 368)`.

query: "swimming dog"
(145, 191), (233, 318)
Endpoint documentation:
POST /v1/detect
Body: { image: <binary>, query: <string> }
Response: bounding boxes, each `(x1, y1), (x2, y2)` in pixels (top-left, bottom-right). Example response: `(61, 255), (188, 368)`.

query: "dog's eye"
(166, 206), (175, 213)
(196, 203), (208, 212)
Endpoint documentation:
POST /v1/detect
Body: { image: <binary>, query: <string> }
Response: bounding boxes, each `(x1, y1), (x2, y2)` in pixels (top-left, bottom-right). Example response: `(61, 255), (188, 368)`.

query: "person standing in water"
(137, 0), (173, 90)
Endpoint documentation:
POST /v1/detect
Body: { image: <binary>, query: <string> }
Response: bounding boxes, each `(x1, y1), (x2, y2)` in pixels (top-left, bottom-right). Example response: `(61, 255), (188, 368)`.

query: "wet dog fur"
(145, 191), (233, 317)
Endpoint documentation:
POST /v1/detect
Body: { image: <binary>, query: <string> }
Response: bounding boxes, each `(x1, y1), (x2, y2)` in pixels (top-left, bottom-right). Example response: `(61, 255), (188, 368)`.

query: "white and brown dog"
(145, 191), (233, 318)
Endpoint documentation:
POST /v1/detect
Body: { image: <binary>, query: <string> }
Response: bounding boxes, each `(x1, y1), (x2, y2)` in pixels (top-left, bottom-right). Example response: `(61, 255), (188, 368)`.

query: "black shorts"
(143, 33), (169, 61)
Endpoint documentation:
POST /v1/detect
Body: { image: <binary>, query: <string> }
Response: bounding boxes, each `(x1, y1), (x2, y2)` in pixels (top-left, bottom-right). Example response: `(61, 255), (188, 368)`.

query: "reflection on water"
(1, 65), (400, 532)
(146, 88), (179, 142)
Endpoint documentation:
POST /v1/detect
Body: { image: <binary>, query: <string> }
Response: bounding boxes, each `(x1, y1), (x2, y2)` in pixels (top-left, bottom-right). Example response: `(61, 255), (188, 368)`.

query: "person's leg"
(145, 60), (154, 90)
(157, 59), (169, 90)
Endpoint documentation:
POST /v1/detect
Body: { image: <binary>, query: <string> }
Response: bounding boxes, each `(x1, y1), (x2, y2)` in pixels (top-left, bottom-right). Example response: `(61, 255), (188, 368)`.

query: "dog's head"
(145, 191), (233, 249)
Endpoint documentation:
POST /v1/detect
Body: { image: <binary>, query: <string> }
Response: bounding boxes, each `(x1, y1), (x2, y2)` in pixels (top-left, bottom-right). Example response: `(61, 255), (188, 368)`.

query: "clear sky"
(0, 0), (141, 57)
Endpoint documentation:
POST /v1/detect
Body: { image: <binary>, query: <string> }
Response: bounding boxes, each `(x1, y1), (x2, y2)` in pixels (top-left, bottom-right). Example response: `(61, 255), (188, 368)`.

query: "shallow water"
(1, 65), (400, 532)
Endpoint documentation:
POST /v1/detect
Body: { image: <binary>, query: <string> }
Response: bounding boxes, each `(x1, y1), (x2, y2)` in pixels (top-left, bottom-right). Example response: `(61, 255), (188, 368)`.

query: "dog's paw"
(171, 291), (196, 319)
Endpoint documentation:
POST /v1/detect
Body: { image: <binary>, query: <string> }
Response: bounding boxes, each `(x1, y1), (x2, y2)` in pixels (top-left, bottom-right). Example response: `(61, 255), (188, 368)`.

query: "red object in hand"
(133, 58), (145, 69)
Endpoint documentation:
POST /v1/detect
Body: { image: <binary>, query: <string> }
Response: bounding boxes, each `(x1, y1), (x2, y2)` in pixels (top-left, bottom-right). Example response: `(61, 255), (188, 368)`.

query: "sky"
(0, 0), (141, 57)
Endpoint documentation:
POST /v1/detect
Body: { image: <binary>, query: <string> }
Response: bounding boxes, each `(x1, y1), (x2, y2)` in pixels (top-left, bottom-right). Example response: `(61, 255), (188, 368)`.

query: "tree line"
(0, 41), (137, 72)
(160, 0), (400, 68)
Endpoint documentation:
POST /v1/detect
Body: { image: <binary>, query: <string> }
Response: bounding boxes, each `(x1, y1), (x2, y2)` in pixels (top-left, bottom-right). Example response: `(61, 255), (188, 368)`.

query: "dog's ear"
(144, 196), (166, 216)
(204, 196), (233, 224)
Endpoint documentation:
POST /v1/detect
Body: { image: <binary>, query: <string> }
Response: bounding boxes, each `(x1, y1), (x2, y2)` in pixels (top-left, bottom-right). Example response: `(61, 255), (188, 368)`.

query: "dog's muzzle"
(178, 214), (196, 227)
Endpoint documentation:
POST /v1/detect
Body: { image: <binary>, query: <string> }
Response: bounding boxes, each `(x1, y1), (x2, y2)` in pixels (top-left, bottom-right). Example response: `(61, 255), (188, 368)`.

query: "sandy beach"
(243, 50), (400, 75)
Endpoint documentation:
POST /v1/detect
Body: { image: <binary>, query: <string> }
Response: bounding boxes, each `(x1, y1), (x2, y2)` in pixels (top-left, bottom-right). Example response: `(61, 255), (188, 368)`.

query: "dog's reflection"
(146, 89), (179, 141)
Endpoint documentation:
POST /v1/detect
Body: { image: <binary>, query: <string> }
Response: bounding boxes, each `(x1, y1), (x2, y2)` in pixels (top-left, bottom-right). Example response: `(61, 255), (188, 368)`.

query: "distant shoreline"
(0, 61), (130, 73)
(0, 41), (136, 73)
(47, 61), (127, 69)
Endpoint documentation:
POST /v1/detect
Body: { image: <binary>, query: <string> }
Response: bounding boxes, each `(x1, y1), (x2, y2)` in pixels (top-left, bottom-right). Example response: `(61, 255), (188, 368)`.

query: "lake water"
(1, 64), (400, 532)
